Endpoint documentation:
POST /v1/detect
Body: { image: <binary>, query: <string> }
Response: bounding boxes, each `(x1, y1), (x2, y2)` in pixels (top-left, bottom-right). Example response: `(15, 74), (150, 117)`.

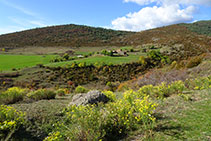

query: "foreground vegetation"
(0, 74), (210, 140)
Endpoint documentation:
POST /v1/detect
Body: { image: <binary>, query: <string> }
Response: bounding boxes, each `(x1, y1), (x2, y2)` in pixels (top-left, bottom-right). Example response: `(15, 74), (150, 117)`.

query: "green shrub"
(0, 87), (28, 104)
(0, 105), (25, 140)
(78, 62), (86, 67)
(147, 50), (170, 65)
(56, 89), (67, 96)
(27, 89), (56, 101)
(74, 86), (89, 94)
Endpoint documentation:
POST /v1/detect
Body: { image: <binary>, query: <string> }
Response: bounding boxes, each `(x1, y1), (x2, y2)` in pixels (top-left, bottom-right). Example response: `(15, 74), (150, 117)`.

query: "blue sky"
(0, 0), (211, 35)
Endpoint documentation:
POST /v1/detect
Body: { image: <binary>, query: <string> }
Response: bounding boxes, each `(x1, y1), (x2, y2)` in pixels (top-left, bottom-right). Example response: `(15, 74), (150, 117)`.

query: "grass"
(11, 94), (72, 140)
(0, 54), (56, 71)
(46, 54), (141, 67)
(127, 88), (211, 140)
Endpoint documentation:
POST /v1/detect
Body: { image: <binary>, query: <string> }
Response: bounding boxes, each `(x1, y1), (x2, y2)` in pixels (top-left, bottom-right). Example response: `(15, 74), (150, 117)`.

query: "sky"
(0, 0), (211, 35)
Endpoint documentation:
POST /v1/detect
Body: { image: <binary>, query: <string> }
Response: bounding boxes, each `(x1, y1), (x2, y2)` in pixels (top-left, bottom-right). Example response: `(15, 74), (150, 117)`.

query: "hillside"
(0, 24), (134, 47)
(124, 23), (211, 59)
(0, 20), (211, 49)
(183, 20), (211, 36)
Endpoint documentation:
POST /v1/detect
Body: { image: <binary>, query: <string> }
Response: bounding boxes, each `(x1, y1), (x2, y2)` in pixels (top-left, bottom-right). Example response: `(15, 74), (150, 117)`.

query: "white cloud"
(112, 5), (196, 31)
(112, 0), (209, 31)
(124, 0), (211, 6)
(124, 0), (157, 5)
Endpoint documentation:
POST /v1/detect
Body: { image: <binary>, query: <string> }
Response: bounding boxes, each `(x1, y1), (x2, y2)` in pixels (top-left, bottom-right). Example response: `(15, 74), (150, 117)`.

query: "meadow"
(0, 49), (144, 71)
(47, 54), (141, 67)
(0, 54), (56, 71)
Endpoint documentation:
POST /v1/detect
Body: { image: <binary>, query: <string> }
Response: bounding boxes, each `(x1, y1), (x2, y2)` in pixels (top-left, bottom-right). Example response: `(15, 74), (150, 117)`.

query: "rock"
(69, 90), (110, 106)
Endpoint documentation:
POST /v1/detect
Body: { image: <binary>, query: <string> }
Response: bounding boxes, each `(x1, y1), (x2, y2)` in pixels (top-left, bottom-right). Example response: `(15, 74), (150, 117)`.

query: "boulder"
(69, 90), (110, 106)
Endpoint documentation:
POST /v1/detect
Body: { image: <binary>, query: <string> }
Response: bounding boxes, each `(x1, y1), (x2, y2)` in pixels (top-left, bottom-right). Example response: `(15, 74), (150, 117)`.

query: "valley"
(0, 20), (211, 140)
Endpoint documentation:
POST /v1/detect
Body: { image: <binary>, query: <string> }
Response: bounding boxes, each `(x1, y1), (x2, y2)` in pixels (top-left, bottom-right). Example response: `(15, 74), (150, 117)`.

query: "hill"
(0, 20), (211, 49)
(183, 20), (211, 36)
(0, 24), (134, 47)
(124, 22), (211, 59)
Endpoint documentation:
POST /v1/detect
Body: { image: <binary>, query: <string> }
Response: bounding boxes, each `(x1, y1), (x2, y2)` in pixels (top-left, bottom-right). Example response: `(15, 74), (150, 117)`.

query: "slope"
(0, 24), (134, 47)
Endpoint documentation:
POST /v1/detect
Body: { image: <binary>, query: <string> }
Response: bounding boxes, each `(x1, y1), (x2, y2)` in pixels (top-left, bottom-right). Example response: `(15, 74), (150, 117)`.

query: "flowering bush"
(186, 76), (211, 90)
(27, 89), (56, 100)
(103, 90), (117, 101)
(45, 90), (157, 140)
(56, 88), (68, 96)
(0, 105), (25, 139)
(137, 80), (186, 98)
(43, 131), (62, 141)
(0, 87), (28, 104)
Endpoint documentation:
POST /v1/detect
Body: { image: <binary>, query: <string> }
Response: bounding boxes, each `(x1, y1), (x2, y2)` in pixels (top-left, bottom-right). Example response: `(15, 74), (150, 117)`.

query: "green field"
(0, 54), (142, 71)
(46, 54), (141, 67)
(0, 54), (56, 71)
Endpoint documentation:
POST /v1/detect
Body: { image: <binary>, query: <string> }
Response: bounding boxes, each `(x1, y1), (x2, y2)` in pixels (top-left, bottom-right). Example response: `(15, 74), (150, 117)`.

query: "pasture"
(0, 54), (56, 71)
(46, 54), (141, 67)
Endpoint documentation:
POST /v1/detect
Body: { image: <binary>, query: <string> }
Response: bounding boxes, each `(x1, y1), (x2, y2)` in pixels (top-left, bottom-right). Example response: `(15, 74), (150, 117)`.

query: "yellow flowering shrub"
(0, 105), (25, 139)
(187, 76), (211, 90)
(137, 80), (186, 98)
(103, 90), (117, 101)
(56, 88), (69, 96)
(45, 90), (157, 140)
(43, 131), (62, 141)
(0, 87), (28, 104)
(27, 89), (56, 101)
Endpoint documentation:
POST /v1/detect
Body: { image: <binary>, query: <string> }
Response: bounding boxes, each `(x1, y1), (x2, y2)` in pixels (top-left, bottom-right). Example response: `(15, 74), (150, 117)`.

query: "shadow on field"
(153, 113), (189, 140)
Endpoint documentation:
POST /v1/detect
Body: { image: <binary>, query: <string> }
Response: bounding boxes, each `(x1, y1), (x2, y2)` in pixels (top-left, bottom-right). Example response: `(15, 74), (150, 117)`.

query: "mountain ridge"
(0, 20), (211, 48)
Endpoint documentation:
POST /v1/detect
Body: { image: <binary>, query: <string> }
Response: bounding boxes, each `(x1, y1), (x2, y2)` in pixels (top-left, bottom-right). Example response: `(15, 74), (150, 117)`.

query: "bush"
(27, 89), (56, 101)
(74, 86), (89, 94)
(186, 56), (203, 68)
(186, 76), (211, 90)
(0, 87), (28, 104)
(0, 105), (25, 140)
(78, 62), (86, 67)
(102, 91), (116, 101)
(147, 50), (170, 65)
(56, 88), (68, 96)
(45, 90), (157, 140)
(170, 61), (177, 69)
(139, 56), (147, 66)
(106, 82), (119, 92)
(137, 80), (187, 98)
